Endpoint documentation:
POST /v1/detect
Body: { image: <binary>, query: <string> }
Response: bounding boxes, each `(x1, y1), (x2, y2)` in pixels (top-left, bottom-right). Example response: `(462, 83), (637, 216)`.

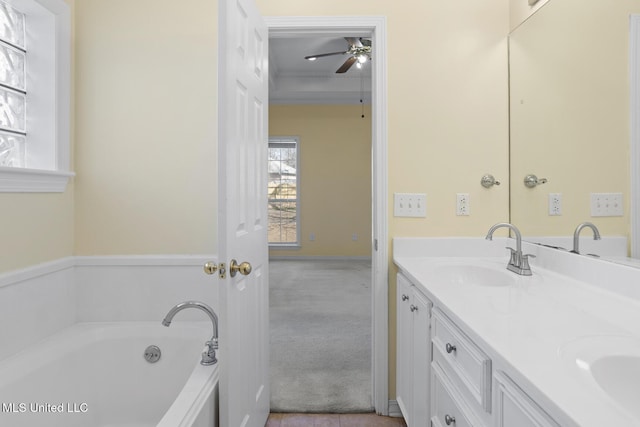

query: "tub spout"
(162, 301), (218, 365)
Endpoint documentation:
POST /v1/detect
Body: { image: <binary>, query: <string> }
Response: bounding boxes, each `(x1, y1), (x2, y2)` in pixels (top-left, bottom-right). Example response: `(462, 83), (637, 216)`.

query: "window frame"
(268, 136), (300, 248)
(0, 0), (72, 192)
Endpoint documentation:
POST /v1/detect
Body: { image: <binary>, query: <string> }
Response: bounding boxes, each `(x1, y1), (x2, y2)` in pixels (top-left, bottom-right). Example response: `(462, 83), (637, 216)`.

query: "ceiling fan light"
(307, 57), (317, 61)
(357, 54), (368, 64)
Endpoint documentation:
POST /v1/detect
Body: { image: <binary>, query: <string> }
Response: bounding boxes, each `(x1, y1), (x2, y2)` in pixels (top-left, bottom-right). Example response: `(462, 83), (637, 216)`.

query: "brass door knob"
(229, 259), (252, 277)
(204, 262), (218, 275)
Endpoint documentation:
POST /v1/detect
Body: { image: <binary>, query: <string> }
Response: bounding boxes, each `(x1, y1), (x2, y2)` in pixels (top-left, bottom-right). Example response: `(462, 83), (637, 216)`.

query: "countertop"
(393, 237), (640, 427)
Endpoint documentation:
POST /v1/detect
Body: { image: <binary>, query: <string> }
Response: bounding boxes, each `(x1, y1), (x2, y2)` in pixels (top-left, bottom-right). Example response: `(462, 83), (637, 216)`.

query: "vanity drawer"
(431, 361), (483, 427)
(431, 308), (492, 413)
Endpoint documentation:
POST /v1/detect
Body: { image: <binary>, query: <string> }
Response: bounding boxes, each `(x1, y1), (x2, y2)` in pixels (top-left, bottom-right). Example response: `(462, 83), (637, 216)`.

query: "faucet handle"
(505, 247), (518, 265)
(202, 341), (218, 365)
(521, 254), (536, 270)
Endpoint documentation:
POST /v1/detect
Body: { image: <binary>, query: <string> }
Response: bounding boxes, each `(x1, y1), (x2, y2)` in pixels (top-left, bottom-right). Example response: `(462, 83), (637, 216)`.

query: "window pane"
(268, 140), (298, 244)
(0, 86), (25, 132)
(0, 1), (25, 49)
(0, 131), (24, 166)
(268, 201), (297, 243)
(0, 43), (25, 90)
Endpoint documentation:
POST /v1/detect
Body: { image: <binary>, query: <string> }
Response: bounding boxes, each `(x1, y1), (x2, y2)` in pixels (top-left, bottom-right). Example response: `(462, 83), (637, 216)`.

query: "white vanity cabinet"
(396, 273), (432, 427)
(493, 371), (560, 427)
(396, 273), (562, 427)
(430, 308), (491, 427)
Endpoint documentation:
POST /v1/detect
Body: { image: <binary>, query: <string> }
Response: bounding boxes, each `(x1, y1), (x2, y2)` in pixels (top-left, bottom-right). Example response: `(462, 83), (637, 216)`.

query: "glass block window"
(268, 137), (299, 245)
(0, 0), (25, 167)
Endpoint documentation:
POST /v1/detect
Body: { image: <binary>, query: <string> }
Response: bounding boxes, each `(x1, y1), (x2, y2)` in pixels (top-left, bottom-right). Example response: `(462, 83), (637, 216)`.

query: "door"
(218, 0), (269, 425)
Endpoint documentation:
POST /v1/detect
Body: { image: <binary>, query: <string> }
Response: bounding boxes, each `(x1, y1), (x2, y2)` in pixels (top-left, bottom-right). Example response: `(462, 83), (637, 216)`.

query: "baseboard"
(387, 400), (403, 418)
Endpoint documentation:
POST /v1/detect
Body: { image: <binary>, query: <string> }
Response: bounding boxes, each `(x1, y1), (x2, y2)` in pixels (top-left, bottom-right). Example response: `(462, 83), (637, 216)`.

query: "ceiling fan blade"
(304, 51), (347, 60)
(336, 56), (357, 73)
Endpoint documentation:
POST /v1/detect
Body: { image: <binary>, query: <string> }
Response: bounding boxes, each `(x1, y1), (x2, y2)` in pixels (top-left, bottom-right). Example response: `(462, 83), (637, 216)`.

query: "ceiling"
(268, 36), (372, 105)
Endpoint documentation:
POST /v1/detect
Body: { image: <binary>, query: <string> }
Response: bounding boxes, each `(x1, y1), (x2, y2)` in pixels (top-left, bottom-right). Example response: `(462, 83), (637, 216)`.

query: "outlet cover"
(590, 193), (623, 217)
(394, 193), (426, 217)
(548, 193), (562, 216)
(456, 193), (470, 216)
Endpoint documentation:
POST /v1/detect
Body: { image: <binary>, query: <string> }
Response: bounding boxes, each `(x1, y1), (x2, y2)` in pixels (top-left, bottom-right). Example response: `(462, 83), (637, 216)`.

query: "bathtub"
(0, 322), (219, 427)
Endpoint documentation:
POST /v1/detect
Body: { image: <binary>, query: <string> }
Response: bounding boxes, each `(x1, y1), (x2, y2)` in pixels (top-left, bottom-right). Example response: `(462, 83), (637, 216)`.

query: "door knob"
(229, 259), (252, 277)
(524, 174), (548, 188)
(204, 262), (218, 275)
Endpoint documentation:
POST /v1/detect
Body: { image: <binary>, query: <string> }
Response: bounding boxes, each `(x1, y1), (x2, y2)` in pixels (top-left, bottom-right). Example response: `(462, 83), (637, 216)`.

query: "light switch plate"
(394, 193), (426, 217)
(590, 193), (623, 217)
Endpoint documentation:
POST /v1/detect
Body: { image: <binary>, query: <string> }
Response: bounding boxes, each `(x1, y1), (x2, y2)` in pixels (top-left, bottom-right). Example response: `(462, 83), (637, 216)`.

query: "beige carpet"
(269, 259), (373, 413)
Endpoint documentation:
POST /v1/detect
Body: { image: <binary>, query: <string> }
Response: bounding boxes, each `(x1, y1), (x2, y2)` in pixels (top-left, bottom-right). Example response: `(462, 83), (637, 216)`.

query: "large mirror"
(509, 0), (640, 263)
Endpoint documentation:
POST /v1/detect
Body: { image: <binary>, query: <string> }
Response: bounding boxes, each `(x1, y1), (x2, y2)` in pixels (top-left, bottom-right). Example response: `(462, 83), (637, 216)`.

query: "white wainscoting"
(74, 255), (218, 321)
(0, 255), (218, 361)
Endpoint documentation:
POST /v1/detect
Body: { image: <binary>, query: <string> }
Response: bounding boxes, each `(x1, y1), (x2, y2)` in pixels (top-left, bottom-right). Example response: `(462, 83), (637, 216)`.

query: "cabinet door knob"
(445, 343), (457, 354)
(402, 294), (409, 301)
(445, 414), (456, 425)
(410, 304), (418, 312)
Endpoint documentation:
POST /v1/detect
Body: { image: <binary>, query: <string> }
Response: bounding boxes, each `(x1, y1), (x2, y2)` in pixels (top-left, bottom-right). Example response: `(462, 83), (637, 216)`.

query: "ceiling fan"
(304, 37), (372, 73)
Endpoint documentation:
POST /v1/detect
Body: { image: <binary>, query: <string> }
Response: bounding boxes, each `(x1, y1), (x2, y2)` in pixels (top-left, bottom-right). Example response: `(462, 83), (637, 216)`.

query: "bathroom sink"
(590, 355), (640, 417)
(431, 264), (517, 287)
(560, 335), (640, 419)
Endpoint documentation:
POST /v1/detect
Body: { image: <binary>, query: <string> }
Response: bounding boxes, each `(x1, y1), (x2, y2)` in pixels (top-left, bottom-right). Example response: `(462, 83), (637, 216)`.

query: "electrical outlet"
(456, 193), (470, 216)
(309, 232), (316, 241)
(591, 193), (623, 217)
(394, 193), (426, 217)
(548, 193), (562, 216)
(352, 233), (358, 241)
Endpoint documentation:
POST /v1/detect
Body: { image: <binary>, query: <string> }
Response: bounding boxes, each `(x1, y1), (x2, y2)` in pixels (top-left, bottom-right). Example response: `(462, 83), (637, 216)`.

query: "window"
(0, 1), (27, 167)
(0, 0), (71, 192)
(268, 137), (299, 246)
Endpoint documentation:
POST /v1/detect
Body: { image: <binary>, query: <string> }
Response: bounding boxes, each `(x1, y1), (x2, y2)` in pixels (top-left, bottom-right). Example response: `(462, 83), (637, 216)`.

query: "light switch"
(394, 193), (426, 217)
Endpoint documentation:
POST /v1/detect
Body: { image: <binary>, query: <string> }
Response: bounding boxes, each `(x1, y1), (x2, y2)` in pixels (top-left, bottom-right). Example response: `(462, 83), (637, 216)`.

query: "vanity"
(394, 236), (640, 427)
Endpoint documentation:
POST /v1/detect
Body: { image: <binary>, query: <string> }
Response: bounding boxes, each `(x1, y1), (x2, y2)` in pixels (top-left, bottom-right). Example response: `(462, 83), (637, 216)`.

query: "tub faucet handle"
(202, 341), (218, 366)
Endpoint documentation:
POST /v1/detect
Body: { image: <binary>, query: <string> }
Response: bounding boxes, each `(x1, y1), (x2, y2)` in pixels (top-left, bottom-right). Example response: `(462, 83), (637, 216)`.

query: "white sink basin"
(590, 355), (640, 417)
(560, 335), (640, 419)
(431, 264), (517, 287)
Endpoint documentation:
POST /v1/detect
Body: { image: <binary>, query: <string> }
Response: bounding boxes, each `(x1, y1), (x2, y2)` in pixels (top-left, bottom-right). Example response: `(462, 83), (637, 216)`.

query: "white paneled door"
(218, 0), (269, 425)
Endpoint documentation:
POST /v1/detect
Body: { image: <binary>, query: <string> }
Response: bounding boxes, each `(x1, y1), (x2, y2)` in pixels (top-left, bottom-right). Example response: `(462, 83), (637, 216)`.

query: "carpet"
(269, 259), (373, 413)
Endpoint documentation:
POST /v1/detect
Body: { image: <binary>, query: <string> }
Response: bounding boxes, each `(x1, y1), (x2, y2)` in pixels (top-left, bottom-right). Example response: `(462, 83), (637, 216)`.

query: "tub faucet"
(162, 301), (218, 366)
(571, 222), (601, 255)
(485, 222), (534, 276)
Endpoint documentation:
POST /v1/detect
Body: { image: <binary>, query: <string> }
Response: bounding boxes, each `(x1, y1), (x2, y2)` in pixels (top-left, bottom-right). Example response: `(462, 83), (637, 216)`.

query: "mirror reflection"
(509, 0), (640, 264)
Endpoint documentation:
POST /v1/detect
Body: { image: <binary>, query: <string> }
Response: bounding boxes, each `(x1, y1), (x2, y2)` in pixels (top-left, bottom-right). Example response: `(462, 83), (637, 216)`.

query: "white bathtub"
(0, 322), (219, 427)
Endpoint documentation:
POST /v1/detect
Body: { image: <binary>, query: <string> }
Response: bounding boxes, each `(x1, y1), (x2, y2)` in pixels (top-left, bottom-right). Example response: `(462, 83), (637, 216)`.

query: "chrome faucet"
(162, 301), (219, 366)
(485, 222), (534, 276)
(571, 222), (601, 254)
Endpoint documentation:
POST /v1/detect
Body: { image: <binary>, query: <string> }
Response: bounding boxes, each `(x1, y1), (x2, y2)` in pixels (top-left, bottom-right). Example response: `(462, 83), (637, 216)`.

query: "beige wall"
(509, 0), (550, 31)
(74, 0), (218, 256)
(269, 105), (372, 258)
(0, 0), (76, 273)
(4, 0), (511, 403)
(257, 0), (510, 399)
(510, 0), (639, 238)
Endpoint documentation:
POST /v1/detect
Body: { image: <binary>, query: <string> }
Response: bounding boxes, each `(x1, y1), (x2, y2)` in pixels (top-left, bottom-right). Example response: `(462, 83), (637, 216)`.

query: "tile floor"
(265, 413), (407, 427)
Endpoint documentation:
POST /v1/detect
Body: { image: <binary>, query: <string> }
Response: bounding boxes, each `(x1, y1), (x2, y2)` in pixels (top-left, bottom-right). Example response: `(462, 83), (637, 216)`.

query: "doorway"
(265, 16), (389, 415)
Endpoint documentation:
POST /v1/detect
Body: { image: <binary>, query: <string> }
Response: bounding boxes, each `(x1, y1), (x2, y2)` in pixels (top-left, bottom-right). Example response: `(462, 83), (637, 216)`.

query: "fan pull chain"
(360, 72), (365, 118)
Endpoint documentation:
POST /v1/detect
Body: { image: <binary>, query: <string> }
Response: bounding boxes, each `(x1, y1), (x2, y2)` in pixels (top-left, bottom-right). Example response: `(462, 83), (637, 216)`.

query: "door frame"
(265, 16), (390, 415)
(631, 14), (640, 258)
